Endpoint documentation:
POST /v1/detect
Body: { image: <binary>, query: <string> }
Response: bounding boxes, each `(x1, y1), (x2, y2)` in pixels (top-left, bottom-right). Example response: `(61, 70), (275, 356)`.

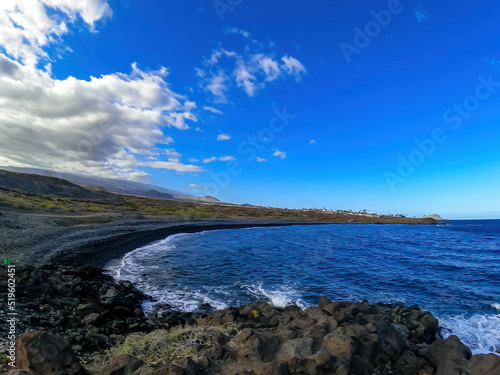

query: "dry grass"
(90, 323), (238, 371)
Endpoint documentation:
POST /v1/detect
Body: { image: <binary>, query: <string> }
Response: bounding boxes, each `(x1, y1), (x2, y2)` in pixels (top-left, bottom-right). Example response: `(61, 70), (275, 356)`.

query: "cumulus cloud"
(273, 150), (287, 159)
(203, 156), (236, 163)
(0, 0), (112, 66)
(217, 134), (231, 141)
(188, 158), (200, 163)
(0, 1), (200, 181)
(256, 157), (267, 162)
(197, 36), (306, 100)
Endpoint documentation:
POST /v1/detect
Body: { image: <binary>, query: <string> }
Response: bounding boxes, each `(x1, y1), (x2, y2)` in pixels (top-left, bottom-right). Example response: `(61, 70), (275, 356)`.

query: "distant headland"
(425, 214), (449, 221)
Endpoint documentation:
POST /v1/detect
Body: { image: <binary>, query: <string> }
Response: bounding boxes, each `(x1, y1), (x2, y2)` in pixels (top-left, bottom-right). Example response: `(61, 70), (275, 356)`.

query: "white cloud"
(164, 148), (182, 162)
(203, 157), (217, 164)
(197, 37), (306, 100)
(189, 183), (210, 188)
(234, 60), (258, 97)
(217, 134), (231, 141)
(255, 54), (281, 82)
(203, 156), (236, 163)
(224, 27), (251, 38)
(207, 48), (237, 66)
(0, 1), (199, 182)
(204, 106), (223, 114)
(219, 156), (236, 161)
(0, 0), (112, 66)
(140, 160), (203, 173)
(256, 157), (267, 162)
(309, 140), (316, 145)
(281, 55), (307, 81)
(205, 71), (229, 102)
(273, 150), (287, 159)
(188, 158), (200, 163)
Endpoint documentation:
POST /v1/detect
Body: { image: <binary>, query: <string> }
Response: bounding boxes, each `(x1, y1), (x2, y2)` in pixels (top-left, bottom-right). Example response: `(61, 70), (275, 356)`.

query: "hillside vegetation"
(0, 168), (435, 224)
(0, 187), (434, 224)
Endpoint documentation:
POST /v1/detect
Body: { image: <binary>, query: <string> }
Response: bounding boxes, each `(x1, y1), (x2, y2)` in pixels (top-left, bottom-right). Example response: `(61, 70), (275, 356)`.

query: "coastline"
(0, 211), (434, 268)
(49, 219), (335, 268)
(1, 215), (334, 268)
(1, 217), (499, 374)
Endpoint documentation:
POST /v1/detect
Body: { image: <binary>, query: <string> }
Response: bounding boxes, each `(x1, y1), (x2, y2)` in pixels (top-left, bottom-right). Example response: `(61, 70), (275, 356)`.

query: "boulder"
(285, 357), (318, 374)
(467, 353), (500, 375)
(421, 335), (472, 375)
(15, 330), (88, 375)
(276, 337), (314, 361)
(234, 331), (280, 362)
(82, 313), (100, 325)
(317, 296), (332, 310)
(99, 355), (150, 375)
(179, 357), (201, 375)
(392, 350), (433, 375)
(304, 306), (330, 321)
(252, 361), (288, 375)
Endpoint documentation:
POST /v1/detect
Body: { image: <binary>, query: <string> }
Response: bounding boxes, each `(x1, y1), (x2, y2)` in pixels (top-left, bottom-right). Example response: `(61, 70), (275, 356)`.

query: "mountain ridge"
(0, 166), (221, 204)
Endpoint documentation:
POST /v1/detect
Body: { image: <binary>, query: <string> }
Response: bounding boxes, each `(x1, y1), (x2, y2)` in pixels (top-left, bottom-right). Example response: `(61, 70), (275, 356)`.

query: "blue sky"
(0, 0), (499, 219)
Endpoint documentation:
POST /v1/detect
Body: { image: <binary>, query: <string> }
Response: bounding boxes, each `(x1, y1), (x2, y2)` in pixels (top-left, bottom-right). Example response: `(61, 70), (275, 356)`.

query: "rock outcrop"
(2, 265), (499, 375)
(0, 265), (154, 363)
(425, 214), (448, 221)
(15, 331), (87, 375)
(97, 297), (498, 375)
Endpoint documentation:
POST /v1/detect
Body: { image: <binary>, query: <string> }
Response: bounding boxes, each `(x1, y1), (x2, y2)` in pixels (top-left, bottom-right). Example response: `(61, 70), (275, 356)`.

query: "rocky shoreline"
(1, 264), (499, 375)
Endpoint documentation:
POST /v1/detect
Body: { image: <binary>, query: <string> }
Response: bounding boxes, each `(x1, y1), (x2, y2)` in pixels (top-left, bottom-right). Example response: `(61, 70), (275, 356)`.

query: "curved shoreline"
(1, 208), (436, 268)
(45, 219), (334, 267)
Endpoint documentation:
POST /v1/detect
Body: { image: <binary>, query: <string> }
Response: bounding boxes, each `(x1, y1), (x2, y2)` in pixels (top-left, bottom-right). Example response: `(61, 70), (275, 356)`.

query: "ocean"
(106, 220), (500, 355)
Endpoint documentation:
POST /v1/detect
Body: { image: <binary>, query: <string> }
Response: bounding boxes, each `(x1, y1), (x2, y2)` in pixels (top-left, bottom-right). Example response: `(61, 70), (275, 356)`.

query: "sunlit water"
(106, 220), (500, 355)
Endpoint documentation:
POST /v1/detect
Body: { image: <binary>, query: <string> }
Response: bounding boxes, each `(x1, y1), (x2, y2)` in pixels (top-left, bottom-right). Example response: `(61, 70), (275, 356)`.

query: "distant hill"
(189, 195), (222, 204)
(140, 190), (176, 200)
(425, 214), (448, 221)
(0, 169), (116, 202)
(0, 167), (224, 204)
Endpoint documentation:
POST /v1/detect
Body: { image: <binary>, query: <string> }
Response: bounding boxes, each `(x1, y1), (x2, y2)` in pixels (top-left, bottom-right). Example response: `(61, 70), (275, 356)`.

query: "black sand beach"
(0, 211), (331, 267)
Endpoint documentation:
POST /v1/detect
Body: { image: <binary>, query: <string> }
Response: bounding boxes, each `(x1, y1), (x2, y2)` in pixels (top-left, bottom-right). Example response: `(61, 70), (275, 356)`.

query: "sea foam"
(245, 283), (309, 309)
(438, 313), (500, 355)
